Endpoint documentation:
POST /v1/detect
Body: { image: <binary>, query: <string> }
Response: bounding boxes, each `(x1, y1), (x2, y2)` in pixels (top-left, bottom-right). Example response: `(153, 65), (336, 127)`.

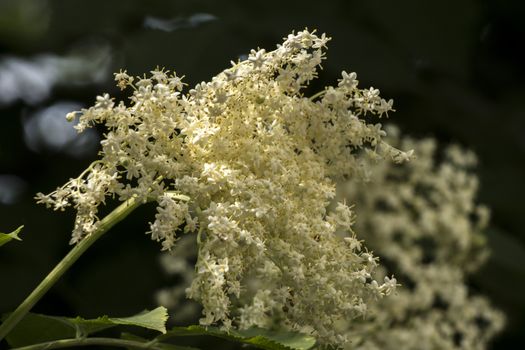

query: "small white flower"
(248, 49), (266, 68)
(95, 93), (113, 109)
(338, 71), (358, 90)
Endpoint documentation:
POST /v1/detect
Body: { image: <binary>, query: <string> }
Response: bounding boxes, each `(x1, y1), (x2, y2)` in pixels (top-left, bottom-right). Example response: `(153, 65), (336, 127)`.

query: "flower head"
(37, 30), (413, 346)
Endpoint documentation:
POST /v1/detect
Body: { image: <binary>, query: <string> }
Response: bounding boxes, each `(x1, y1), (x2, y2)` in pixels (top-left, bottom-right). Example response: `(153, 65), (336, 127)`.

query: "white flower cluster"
(338, 126), (504, 350)
(35, 30), (413, 345)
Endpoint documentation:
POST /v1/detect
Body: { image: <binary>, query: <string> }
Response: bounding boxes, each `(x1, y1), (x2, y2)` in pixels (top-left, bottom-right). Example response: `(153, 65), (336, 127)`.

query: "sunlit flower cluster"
(337, 126), (504, 349)
(35, 30), (413, 345)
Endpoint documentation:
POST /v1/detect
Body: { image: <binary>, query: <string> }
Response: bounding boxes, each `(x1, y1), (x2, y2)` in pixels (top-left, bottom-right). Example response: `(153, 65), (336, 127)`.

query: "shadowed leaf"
(3, 307), (168, 347)
(159, 325), (316, 350)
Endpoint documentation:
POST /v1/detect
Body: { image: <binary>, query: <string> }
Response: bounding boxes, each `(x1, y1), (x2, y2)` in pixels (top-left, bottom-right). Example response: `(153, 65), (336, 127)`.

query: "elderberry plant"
(33, 30), (411, 346)
(2, 30), (501, 350)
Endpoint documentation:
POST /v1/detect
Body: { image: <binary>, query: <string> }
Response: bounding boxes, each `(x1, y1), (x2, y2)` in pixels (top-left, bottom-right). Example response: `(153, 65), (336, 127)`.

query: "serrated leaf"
(235, 328), (317, 350)
(0, 225), (24, 247)
(110, 306), (168, 334)
(3, 307), (168, 347)
(159, 325), (316, 350)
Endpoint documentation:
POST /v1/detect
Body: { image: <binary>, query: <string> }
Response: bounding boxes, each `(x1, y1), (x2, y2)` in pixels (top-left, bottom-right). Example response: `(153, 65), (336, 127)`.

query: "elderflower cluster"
(35, 30), (412, 345)
(337, 126), (504, 350)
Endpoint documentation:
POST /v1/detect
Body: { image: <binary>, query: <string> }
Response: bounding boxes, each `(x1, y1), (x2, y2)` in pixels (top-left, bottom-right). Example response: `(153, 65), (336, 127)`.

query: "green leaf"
(110, 306), (168, 334)
(0, 225), (24, 247)
(3, 307), (168, 347)
(2, 313), (76, 347)
(159, 325), (317, 350)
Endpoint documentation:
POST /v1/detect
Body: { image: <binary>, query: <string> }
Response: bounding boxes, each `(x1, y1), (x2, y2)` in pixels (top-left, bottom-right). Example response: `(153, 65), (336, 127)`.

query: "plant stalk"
(0, 196), (142, 341)
(12, 337), (162, 350)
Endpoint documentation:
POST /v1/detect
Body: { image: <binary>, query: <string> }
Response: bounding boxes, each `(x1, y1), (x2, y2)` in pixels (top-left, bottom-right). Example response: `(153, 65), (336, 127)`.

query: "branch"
(0, 196), (142, 341)
(12, 337), (163, 350)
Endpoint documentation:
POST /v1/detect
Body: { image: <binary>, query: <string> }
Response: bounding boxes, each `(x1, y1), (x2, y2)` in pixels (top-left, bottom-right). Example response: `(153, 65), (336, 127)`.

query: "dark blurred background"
(1, 0), (524, 348)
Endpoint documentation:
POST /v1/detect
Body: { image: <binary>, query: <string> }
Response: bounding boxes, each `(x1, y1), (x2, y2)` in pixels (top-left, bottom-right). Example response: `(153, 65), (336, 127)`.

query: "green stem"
(12, 337), (162, 350)
(0, 197), (142, 341)
(309, 90), (326, 101)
